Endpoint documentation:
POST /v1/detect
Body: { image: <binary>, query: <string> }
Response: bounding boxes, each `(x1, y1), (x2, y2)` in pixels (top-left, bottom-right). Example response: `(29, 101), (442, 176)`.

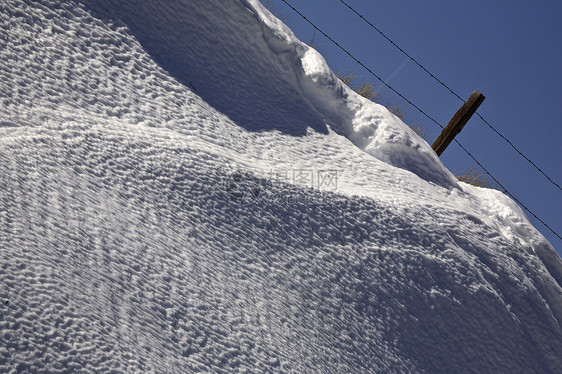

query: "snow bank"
(243, 0), (458, 188)
(1, 0), (561, 372)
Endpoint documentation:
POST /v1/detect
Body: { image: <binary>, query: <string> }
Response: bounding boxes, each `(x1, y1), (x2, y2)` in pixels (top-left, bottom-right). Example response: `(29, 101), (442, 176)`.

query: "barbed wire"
(338, 0), (562, 193)
(278, 0), (562, 241)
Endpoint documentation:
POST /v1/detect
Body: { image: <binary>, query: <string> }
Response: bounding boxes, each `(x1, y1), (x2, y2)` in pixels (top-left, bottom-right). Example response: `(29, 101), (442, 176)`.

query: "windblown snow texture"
(1, 0), (561, 373)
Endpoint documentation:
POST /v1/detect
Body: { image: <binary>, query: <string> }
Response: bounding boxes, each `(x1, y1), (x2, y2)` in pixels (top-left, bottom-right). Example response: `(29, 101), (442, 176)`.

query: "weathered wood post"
(432, 90), (485, 156)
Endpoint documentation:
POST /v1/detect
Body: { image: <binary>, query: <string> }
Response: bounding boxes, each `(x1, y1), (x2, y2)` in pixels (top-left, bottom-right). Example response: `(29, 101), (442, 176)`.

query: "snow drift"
(1, 0), (561, 372)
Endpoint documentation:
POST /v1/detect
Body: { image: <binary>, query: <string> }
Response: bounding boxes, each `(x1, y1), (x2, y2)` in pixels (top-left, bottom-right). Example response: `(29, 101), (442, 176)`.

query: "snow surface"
(1, 0), (561, 372)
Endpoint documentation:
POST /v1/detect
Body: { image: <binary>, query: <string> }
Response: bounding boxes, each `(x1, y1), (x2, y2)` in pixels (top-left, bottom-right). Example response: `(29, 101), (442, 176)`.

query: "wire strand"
(338, 0), (562, 193)
(278, 0), (562, 242)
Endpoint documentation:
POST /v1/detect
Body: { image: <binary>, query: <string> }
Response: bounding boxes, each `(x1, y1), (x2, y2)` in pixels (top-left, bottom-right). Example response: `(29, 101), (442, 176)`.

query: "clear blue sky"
(262, 0), (562, 254)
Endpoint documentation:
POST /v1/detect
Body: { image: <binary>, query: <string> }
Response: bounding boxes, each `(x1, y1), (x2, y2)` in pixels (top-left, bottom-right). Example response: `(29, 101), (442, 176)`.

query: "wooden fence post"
(432, 90), (485, 156)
